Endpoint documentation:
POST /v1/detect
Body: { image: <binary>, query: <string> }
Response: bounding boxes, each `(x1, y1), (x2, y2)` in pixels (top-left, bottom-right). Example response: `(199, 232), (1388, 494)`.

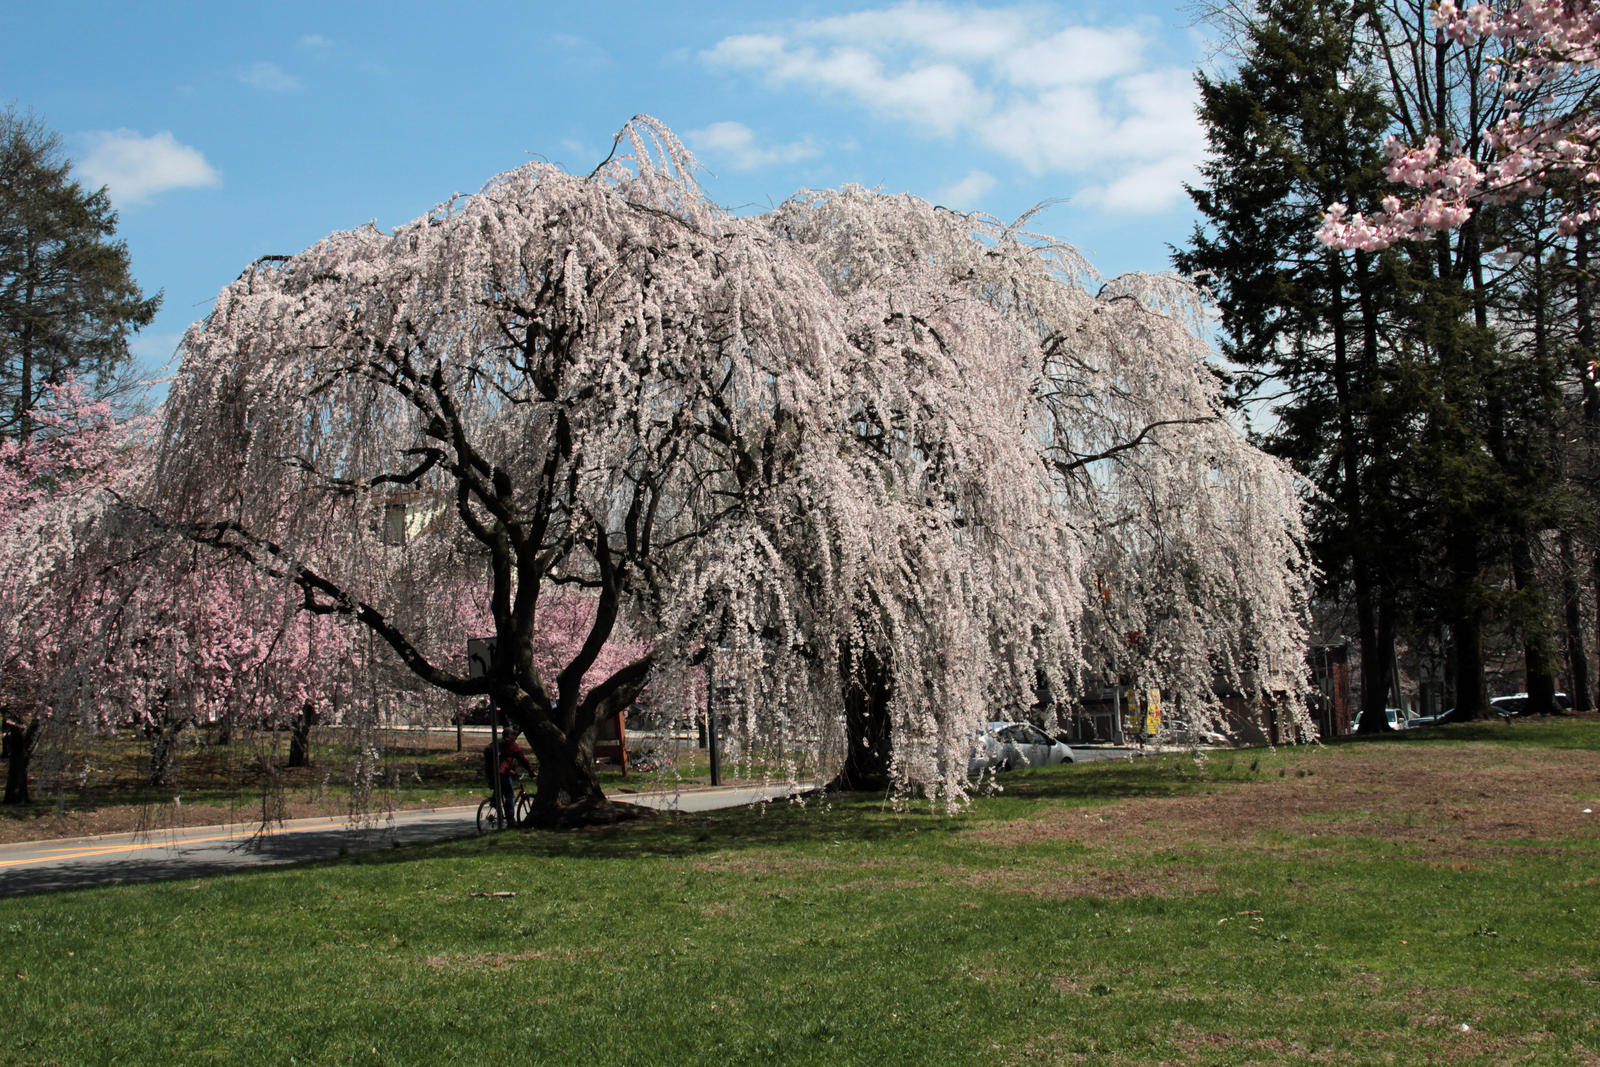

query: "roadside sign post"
(468, 638), (502, 822)
(706, 663), (723, 787)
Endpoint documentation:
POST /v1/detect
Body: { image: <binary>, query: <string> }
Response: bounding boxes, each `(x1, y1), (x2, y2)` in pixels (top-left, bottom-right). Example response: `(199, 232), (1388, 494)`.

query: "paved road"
(0, 752), (1143, 897)
(0, 784), (798, 897)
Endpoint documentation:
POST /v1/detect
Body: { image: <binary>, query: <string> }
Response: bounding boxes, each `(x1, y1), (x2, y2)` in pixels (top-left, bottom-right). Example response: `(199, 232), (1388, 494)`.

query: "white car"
(968, 721), (1075, 776)
(1353, 707), (1403, 731)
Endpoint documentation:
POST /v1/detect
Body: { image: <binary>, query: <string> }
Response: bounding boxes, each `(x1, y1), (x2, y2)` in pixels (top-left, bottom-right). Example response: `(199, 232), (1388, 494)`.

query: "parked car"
(1420, 691), (1570, 725)
(1430, 705), (1469, 725)
(1351, 707), (1403, 731)
(1492, 692), (1570, 717)
(1491, 694), (1529, 718)
(968, 721), (1075, 776)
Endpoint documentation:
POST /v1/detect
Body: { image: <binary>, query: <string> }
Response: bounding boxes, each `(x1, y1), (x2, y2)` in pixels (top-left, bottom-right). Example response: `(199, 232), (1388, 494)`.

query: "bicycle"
(477, 775), (534, 832)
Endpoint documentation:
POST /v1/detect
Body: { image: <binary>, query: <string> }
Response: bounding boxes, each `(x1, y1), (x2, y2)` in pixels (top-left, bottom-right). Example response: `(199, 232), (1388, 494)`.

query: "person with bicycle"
(487, 727), (533, 827)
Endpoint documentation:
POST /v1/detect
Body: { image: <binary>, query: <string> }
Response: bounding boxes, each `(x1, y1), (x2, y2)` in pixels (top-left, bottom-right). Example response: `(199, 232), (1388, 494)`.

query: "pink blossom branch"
(1320, 0), (1600, 250)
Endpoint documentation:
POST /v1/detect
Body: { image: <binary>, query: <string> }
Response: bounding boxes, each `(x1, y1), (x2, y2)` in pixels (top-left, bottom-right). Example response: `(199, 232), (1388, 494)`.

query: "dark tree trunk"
(511, 696), (648, 830)
(1354, 597), (1389, 728)
(212, 708), (234, 747)
(146, 693), (188, 788)
(826, 646), (894, 793)
(1337, 252), (1393, 733)
(1449, 526), (1489, 720)
(1575, 230), (1600, 708)
(3, 716), (39, 806)
(1525, 667), (1558, 716)
(1593, 549), (1600, 709)
(1561, 532), (1590, 711)
(287, 702), (318, 768)
(1356, 603), (1397, 734)
(1512, 540), (1560, 716)
(523, 727), (636, 828)
(148, 725), (179, 788)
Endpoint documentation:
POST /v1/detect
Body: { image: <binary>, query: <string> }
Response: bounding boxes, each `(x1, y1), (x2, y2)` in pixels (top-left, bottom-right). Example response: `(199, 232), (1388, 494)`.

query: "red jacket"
(497, 738), (531, 776)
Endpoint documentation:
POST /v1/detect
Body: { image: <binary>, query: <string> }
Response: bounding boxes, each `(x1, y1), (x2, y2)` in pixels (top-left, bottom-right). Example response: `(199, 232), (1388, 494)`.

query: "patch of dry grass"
(970, 743), (1600, 865)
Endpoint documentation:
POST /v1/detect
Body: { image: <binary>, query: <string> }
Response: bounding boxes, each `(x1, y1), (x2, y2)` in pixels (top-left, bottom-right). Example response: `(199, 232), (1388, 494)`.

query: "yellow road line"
(1, 787), (781, 871)
(0, 818), (350, 868)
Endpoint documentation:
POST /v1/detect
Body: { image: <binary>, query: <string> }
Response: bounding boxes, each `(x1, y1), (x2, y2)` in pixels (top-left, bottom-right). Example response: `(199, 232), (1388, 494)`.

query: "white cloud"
(706, 36), (990, 135)
(688, 122), (821, 171)
(805, 3), (1030, 61)
(703, 2), (1202, 214)
(703, 33), (786, 68)
(934, 169), (996, 209)
(299, 34), (333, 49)
(1002, 26), (1148, 88)
(240, 61), (301, 92)
(1081, 154), (1198, 214)
(76, 130), (221, 205)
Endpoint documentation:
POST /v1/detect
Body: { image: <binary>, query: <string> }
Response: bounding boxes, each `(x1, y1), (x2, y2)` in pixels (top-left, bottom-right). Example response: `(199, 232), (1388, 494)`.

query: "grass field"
(3, 717), (1598, 1065)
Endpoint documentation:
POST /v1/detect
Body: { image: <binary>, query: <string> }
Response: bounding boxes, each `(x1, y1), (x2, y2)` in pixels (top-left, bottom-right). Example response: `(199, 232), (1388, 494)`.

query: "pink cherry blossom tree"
(0, 377), (144, 803)
(0, 378), (360, 803)
(85, 551), (356, 787)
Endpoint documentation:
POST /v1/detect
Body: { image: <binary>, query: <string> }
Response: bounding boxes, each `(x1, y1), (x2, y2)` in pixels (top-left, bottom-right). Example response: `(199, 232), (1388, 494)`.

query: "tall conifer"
(0, 107), (160, 438)
(1177, 0), (1410, 728)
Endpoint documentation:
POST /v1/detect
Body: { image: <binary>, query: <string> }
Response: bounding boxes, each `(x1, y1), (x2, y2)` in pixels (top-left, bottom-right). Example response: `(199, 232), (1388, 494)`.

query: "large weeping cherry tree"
(770, 188), (1315, 751)
(154, 118), (1311, 826)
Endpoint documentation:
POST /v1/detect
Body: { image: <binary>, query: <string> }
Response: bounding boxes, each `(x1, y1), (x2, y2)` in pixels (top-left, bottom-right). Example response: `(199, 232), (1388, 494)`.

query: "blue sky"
(2, 0), (1216, 380)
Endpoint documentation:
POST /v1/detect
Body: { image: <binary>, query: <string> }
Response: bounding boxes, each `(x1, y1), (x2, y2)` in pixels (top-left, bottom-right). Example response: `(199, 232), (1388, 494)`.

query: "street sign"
(467, 637), (496, 679)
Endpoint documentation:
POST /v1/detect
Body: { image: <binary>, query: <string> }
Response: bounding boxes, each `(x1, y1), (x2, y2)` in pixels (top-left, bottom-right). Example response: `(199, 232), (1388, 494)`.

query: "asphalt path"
(0, 783), (798, 897)
(0, 750), (1141, 897)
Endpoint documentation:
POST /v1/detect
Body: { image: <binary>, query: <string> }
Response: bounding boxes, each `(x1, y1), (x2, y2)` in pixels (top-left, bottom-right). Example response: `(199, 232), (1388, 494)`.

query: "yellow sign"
(1144, 688), (1162, 736)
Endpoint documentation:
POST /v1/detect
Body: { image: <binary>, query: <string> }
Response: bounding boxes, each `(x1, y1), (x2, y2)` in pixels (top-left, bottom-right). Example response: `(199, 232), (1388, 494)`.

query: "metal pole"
(707, 663), (722, 786)
(490, 698), (503, 820)
(1113, 683), (1125, 746)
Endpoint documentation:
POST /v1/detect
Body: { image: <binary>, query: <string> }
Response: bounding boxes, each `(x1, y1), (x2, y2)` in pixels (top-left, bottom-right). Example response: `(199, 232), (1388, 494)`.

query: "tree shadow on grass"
(4, 751), (1285, 898)
(990, 757), (1233, 804)
(1336, 713), (1600, 751)
(408, 755), (1264, 869)
(0, 792), (959, 898)
(32, 717), (1597, 897)
(443, 794), (972, 864)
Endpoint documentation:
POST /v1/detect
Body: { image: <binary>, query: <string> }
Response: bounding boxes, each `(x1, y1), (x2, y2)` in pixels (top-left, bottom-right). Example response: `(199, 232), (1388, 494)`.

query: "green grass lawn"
(4, 717), (1598, 1065)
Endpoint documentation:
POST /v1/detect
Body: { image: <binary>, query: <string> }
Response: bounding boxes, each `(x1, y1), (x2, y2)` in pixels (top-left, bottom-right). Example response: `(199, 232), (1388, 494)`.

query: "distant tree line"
(1179, 0), (1600, 725)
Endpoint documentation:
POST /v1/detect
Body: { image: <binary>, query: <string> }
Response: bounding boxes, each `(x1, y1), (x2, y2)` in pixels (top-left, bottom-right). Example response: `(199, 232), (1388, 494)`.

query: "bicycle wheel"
(514, 792), (535, 828)
(476, 797), (503, 833)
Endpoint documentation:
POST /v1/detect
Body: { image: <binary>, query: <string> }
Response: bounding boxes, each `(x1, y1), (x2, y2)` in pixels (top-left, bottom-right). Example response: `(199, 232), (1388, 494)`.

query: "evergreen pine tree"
(0, 107), (160, 438)
(1176, 0), (1412, 729)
